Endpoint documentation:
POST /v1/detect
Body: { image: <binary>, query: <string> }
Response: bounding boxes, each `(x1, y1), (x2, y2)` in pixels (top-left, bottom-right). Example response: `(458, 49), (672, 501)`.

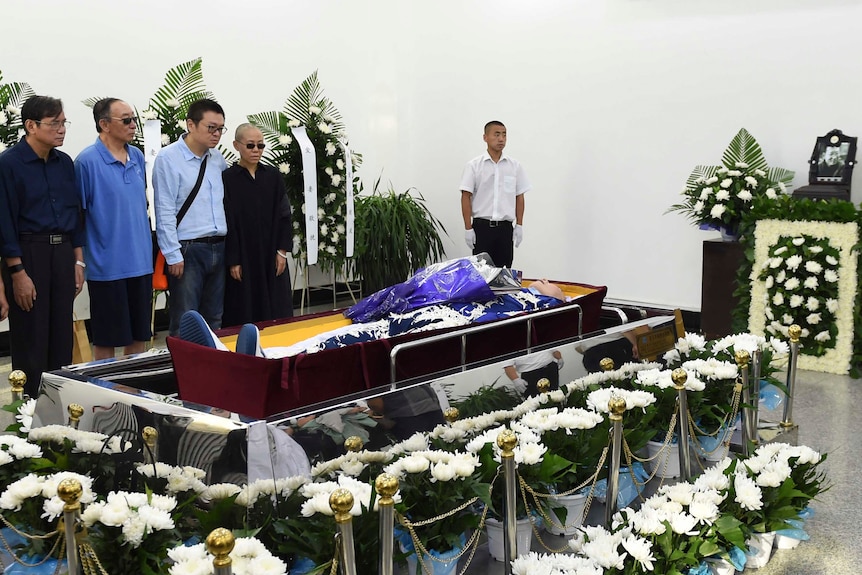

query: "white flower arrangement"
(168, 535), (288, 575)
(0, 471), (95, 518)
(586, 387), (657, 414)
(28, 425), (131, 455)
(235, 475), (308, 508)
(511, 551), (603, 575)
(135, 462), (207, 497)
(310, 449), (394, 479)
(0, 435), (42, 462)
(299, 474), (396, 517)
(749, 219), (858, 374)
(81, 490), (176, 548)
(383, 450), (479, 483)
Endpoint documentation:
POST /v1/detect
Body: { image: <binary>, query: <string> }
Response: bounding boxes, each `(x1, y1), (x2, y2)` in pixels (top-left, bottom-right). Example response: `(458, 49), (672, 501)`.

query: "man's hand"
(276, 255), (286, 277)
(512, 377), (528, 394)
(168, 262), (184, 279)
(230, 265), (242, 281)
(74, 264), (85, 297)
(12, 272), (36, 312)
(465, 228), (476, 250)
(555, 357), (564, 370)
(513, 224), (523, 248)
(0, 291), (8, 321)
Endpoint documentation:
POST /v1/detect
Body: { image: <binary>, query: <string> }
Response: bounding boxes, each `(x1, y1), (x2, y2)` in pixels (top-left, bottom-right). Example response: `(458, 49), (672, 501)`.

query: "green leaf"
(685, 164), (720, 190)
(149, 57), (215, 116)
(0, 70), (35, 109)
(721, 128), (768, 171)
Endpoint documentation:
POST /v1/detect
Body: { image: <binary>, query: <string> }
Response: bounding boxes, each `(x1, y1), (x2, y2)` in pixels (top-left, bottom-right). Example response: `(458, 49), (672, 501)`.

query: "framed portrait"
(809, 129), (857, 185)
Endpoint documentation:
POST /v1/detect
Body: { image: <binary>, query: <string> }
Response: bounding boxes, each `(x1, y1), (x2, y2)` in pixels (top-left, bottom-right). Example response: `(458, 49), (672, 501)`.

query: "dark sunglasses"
(110, 117), (137, 125)
(245, 143), (266, 150)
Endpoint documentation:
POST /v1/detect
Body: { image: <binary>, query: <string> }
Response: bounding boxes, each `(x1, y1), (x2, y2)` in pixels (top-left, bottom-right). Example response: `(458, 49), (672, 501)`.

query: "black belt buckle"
(49, 234), (64, 245)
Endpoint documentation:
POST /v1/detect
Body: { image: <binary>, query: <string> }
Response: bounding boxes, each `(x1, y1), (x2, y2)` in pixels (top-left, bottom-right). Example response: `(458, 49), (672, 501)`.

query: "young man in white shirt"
(459, 121), (531, 268)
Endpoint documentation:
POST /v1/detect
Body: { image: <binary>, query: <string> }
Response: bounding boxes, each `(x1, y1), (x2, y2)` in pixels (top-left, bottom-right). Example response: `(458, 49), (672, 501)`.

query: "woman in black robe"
(222, 124), (293, 326)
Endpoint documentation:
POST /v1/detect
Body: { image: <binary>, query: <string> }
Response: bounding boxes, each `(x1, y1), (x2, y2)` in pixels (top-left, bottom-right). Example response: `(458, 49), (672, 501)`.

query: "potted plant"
(353, 176), (448, 294)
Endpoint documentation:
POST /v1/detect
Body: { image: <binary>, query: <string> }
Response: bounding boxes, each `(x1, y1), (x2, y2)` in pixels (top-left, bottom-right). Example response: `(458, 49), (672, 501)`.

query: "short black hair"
(21, 96), (63, 133)
(186, 98), (225, 123)
(92, 98), (120, 133)
(484, 120), (505, 133)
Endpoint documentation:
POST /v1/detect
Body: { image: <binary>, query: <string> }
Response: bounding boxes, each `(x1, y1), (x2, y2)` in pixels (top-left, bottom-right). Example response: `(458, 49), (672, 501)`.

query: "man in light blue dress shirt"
(153, 99), (228, 336)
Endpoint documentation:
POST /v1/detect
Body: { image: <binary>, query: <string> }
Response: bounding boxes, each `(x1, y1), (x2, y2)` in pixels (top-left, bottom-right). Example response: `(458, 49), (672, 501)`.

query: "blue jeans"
(167, 241), (225, 336)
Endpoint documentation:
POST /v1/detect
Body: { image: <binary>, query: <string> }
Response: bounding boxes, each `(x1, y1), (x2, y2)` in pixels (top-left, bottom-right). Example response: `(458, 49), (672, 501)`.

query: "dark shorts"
(88, 275), (153, 347)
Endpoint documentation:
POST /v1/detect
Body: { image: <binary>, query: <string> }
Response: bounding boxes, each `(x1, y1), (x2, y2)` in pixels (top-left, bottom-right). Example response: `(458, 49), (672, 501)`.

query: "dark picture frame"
(809, 129), (857, 186)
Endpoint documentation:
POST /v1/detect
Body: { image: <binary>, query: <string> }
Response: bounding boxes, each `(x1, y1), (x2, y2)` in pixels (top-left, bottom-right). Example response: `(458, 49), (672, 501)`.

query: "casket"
(166, 280), (607, 419)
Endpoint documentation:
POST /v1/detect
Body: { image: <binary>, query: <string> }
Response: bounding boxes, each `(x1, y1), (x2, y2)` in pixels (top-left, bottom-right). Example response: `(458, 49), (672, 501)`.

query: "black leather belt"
(19, 233), (71, 245)
(181, 236), (225, 245)
(473, 218), (512, 228)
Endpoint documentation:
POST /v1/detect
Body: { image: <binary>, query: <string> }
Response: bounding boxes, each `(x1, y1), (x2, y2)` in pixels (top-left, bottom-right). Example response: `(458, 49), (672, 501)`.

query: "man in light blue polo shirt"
(75, 98), (152, 359)
(153, 98), (228, 336)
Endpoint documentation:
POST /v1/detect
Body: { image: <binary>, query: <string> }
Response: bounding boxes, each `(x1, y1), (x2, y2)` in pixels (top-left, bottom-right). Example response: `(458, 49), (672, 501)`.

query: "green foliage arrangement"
(0, 69), (34, 151)
(353, 176), (448, 294)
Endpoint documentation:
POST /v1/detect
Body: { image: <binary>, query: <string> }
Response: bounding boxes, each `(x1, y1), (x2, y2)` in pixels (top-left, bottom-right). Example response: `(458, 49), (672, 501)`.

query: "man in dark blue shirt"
(0, 95), (85, 397)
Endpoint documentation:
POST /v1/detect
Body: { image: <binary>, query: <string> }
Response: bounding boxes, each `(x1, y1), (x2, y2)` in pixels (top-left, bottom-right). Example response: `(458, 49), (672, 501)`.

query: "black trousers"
(2, 238), (75, 397)
(472, 218), (514, 268)
(521, 362), (560, 397)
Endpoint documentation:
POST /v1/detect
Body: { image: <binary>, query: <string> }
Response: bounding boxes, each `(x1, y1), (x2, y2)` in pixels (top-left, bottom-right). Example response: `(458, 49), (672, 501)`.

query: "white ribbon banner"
(340, 140), (355, 258)
(142, 119), (162, 230)
(291, 126), (319, 265)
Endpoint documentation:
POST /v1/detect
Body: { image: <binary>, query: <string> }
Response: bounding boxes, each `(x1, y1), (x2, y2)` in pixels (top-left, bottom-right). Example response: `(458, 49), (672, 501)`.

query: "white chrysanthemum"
(715, 190), (730, 201)
(803, 276), (818, 290)
(278, 162), (290, 174)
(710, 204), (726, 218)
(331, 174), (342, 187)
(806, 297), (820, 311)
(278, 134), (292, 146)
(733, 472), (763, 511)
(160, 134), (171, 146)
(308, 105), (322, 115)
(825, 255), (838, 266)
(318, 122), (332, 134)
(783, 277), (799, 290)
(824, 269), (839, 283)
(719, 178), (732, 189)
(325, 142), (337, 156)
(789, 295), (804, 308)
(814, 331), (831, 342)
(287, 119), (300, 128)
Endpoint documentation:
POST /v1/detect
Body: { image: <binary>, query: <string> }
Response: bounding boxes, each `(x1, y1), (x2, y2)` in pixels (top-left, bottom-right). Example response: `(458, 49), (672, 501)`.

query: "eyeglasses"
(110, 117), (137, 126)
(35, 120), (71, 131)
(204, 124), (227, 135)
(244, 143), (266, 150)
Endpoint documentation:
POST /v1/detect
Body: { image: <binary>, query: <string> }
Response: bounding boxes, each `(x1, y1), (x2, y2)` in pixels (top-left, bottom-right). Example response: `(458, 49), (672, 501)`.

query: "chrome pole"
(735, 350), (752, 457)
(751, 348), (763, 447)
(781, 325), (802, 429)
(672, 369), (691, 482)
(206, 528), (235, 575)
(376, 474), (399, 575)
(57, 478), (82, 575)
(605, 396), (626, 526)
(331, 489), (357, 575)
(497, 429), (518, 574)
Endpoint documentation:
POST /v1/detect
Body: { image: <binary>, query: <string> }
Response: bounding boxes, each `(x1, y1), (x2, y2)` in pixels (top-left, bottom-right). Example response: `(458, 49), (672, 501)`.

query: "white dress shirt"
(459, 152), (531, 222)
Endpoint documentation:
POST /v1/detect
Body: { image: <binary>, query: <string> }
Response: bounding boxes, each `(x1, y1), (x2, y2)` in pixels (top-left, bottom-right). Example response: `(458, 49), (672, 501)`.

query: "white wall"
(4, 0), (862, 311)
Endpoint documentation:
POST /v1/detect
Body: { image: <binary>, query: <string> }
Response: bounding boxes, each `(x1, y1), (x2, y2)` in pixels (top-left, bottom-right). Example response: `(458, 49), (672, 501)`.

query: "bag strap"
(175, 155), (209, 227)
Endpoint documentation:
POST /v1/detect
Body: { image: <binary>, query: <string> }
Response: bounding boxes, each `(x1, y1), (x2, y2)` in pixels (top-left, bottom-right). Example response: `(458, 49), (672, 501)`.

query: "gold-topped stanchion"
(782, 324), (802, 429)
(671, 369), (692, 481)
(605, 395), (626, 526)
(376, 473), (399, 575)
(57, 477), (82, 575)
(344, 436), (363, 452)
(330, 488), (357, 575)
(206, 528), (235, 575)
(142, 426), (158, 464)
(497, 428), (517, 574)
(443, 407), (460, 423)
(9, 370), (26, 403)
(735, 349), (753, 456)
(536, 378), (551, 394)
(67, 403), (84, 429)
(599, 357), (615, 372)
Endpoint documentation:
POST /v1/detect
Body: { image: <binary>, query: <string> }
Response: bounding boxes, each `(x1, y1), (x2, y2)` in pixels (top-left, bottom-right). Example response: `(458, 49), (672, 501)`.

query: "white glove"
(513, 224), (523, 247)
(465, 228), (476, 249)
(512, 377), (528, 394)
(555, 357), (564, 370)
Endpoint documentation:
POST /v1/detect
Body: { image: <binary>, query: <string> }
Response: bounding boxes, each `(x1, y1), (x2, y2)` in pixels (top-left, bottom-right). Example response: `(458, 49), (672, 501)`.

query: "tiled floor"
(0, 347), (856, 574)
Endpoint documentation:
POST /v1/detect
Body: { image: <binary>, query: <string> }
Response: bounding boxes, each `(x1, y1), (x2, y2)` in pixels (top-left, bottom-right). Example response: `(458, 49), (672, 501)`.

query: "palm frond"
(248, 111), (288, 144)
(766, 166), (795, 187)
(149, 58), (214, 114)
(686, 164), (720, 190)
(283, 71), (345, 134)
(0, 70), (35, 109)
(80, 97), (107, 109)
(721, 128), (768, 171)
